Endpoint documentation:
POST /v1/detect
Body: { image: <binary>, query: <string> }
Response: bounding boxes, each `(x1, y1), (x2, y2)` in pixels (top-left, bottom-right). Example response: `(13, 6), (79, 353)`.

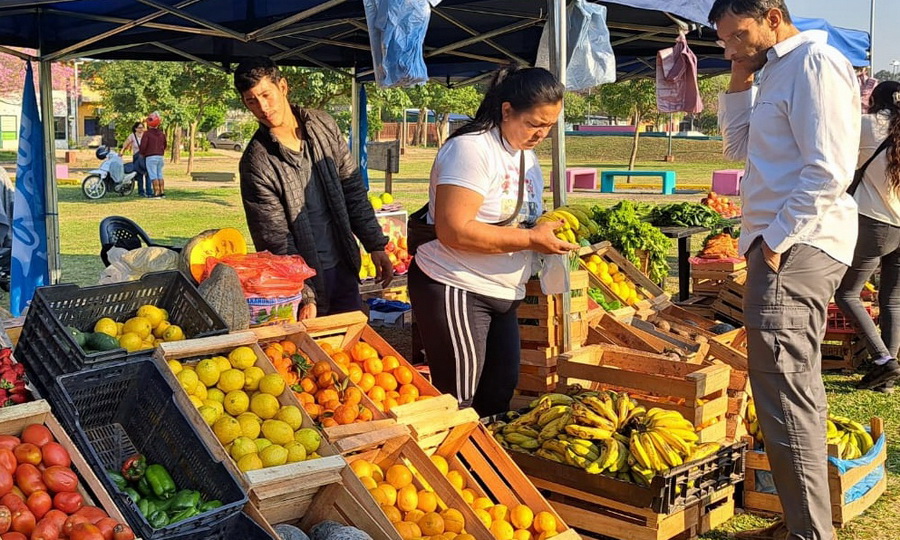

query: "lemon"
(250, 393), (280, 419)
(260, 444), (288, 468)
(598, 260), (609, 274)
(192, 384), (208, 400)
(261, 420), (294, 445)
(137, 305), (165, 328)
(381, 192), (394, 204)
(198, 406), (220, 426)
(176, 370), (199, 394)
(217, 369), (245, 392)
(600, 272), (614, 285)
(206, 388), (225, 404)
(237, 453), (263, 472)
(94, 317), (118, 337)
(160, 308), (169, 321)
(228, 346), (257, 369)
(115, 322), (125, 337)
(294, 428), (322, 454)
(254, 438), (273, 452)
(224, 390), (250, 416)
(285, 441), (308, 462)
(162, 325), (185, 342)
(196, 359), (222, 387)
(123, 317), (152, 339)
(188, 395), (203, 408)
(243, 366), (265, 392)
(586, 261), (598, 275)
(202, 399), (224, 417)
(258, 373), (285, 397)
(118, 332), (144, 352)
(153, 320), (171, 339)
(167, 359), (183, 375)
(213, 356), (231, 372)
(238, 414), (261, 439)
(275, 405), (303, 431)
(213, 416), (241, 444)
(230, 437), (258, 461)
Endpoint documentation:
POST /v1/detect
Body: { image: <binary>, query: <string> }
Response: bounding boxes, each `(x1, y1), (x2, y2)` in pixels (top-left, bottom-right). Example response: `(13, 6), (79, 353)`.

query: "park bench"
(600, 170), (676, 194)
(189, 171), (236, 182)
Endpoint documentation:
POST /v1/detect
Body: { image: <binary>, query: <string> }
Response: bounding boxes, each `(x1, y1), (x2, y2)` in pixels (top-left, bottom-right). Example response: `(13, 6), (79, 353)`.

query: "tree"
(696, 75), (729, 135)
(171, 64), (231, 173)
(366, 85), (412, 139)
(281, 67), (351, 110)
(874, 69), (898, 82)
(600, 78), (657, 171)
(564, 92), (588, 125)
(405, 85), (433, 147)
(427, 84), (481, 146)
(0, 51), (74, 97)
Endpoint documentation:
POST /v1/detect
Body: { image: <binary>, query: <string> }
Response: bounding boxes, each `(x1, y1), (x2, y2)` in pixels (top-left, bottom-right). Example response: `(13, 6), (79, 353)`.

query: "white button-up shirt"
(719, 30), (860, 265)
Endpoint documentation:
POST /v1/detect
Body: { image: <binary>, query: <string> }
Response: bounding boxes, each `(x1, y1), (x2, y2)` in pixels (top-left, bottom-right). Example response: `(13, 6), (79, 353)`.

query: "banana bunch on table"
(535, 205), (600, 246)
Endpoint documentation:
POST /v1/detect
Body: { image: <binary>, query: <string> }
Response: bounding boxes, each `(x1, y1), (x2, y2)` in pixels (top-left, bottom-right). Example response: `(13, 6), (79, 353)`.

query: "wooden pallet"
(711, 270), (746, 325)
(743, 418), (886, 527)
(535, 478), (735, 540)
(155, 333), (346, 525)
(557, 344), (731, 443)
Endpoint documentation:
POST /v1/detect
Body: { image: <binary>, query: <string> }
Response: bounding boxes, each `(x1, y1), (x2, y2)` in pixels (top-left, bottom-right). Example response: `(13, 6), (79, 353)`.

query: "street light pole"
(892, 60), (900, 80)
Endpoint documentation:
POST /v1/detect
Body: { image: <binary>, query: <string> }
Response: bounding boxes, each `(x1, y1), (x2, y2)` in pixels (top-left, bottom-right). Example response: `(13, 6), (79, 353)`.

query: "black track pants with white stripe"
(408, 260), (521, 417)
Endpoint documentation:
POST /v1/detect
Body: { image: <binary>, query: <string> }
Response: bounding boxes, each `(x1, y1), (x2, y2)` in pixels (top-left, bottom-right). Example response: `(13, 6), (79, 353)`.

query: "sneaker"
(873, 379), (895, 394)
(856, 359), (900, 390)
(157, 194), (166, 199)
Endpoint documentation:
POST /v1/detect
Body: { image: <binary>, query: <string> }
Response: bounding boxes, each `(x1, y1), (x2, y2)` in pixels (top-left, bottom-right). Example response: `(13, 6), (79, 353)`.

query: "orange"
(383, 397), (399, 412)
(351, 342), (378, 362)
(358, 373), (376, 392)
(331, 351), (351, 369)
(513, 530), (533, 540)
(490, 520), (514, 540)
(369, 486), (390, 506)
(489, 504), (509, 523)
(348, 364), (363, 384)
(350, 459), (373, 478)
(316, 371), (336, 389)
(303, 402), (322, 419)
(322, 399), (342, 412)
(377, 483), (398, 506)
(375, 372), (398, 392)
(364, 357), (384, 375)
(358, 407), (374, 422)
(394, 521), (421, 540)
(460, 488), (477, 504)
(440, 508), (465, 533)
(532, 511), (557, 534)
(418, 512), (445, 535)
(386, 390), (400, 400)
(310, 361), (331, 377)
(317, 341), (334, 355)
(295, 391), (314, 405)
(298, 377), (317, 394)
(333, 404), (359, 424)
(315, 388), (339, 405)
(381, 504), (402, 523)
(321, 417), (339, 428)
(398, 383), (419, 399)
(264, 345), (281, 364)
(417, 490), (438, 513)
(398, 394), (416, 405)
(359, 476), (377, 490)
(394, 366), (414, 385)
(472, 497), (493, 510)
(368, 386), (386, 403)
(456, 535), (476, 540)
(397, 484), (419, 512)
(386, 464), (413, 489)
(474, 508), (492, 528)
(404, 509), (425, 524)
(509, 505), (534, 530)
(279, 340), (296, 355)
(446, 470), (466, 491)
(344, 386), (363, 405)
(382, 355), (401, 372)
(371, 400), (385, 412)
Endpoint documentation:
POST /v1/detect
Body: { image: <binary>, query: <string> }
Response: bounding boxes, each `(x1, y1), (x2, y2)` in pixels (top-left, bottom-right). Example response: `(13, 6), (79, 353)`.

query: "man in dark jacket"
(234, 57), (392, 317)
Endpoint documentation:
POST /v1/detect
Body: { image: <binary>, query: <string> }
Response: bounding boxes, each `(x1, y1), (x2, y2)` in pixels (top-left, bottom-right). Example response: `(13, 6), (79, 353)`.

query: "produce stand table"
(658, 226), (710, 302)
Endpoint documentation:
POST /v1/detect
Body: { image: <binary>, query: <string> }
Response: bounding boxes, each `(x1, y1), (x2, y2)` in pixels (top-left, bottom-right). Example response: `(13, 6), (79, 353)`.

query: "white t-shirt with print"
(415, 128), (543, 300)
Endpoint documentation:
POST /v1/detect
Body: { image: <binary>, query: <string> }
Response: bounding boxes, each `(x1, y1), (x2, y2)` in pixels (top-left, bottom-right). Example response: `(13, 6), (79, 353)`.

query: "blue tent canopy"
(795, 17), (871, 67)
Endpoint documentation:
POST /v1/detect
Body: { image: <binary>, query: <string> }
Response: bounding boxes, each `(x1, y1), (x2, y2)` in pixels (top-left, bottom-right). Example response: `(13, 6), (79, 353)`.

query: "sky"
(788, 0), (900, 74)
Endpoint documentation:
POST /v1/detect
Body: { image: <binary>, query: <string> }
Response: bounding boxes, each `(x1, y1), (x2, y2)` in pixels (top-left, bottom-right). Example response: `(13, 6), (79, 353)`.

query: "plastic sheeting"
(536, 0), (616, 91)
(364, 0), (441, 88)
(828, 431), (886, 504)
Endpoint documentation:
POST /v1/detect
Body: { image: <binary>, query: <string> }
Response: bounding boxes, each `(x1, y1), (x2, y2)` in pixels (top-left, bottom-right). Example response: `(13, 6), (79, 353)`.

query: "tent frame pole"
(38, 59), (60, 284)
(351, 69), (361, 169)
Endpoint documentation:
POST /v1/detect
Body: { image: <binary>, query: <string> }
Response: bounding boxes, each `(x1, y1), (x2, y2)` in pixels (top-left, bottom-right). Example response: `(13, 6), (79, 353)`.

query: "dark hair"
(708, 0), (792, 25)
(131, 122), (144, 134)
(234, 57), (283, 94)
(449, 66), (565, 140)
(868, 81), (900, 193)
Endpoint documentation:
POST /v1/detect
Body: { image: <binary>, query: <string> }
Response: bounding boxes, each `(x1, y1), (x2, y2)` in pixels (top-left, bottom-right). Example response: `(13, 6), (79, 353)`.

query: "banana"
(597, 438), (620, 471)
(687, 442), (722, 462)
(565, 424), (614, 440)
(537, 405), (572, 427)
(564, 447), (592, 468)
(581, 396), (620, 426)
(568, 439), (601, 459)
(572, 403), (617, 431)
(584, 458), (606, 475)
(629, 433), (653, 470)
(856, 429), (875, 454)
(505, 432), (540, 448)
(624, 405), (647, 425)
(648, 431), (683, 468)
(494, 433), (509, 447)
(649, 415), (696, 432)
(826, 420), (838, 440)
(640, 432), (666, 471)
(561, 206), (591, 226)
(610, 440), (629, 472)
(530, 393), (575, 408)
(616, 393), (632, 426)
(663, 428), (699, 444)
(655, 427), (693, 456)
(539, 413), (571, 442)
(510, 398), (551, 427)
(554, 209), (581, 230)
(535, 448), (565, 463)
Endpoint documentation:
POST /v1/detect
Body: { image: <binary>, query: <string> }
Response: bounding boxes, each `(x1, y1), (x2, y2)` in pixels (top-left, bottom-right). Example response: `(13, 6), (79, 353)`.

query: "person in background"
(712, 0), (860, 538)
(121, 121), (149, 197)
(233, 57), (391, 319)
(857, 66), (879, 114)
(408, 66), (577, 418)
(835, 81), (900, 393)
(139, 112), (167, 198)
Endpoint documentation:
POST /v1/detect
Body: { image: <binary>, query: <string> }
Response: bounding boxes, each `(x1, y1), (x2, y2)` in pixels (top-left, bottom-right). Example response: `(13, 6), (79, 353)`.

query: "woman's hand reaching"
(528, 219), (579, 254)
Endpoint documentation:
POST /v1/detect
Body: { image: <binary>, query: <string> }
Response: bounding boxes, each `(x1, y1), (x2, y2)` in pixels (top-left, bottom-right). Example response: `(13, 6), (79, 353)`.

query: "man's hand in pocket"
(762, 242), (782, 273)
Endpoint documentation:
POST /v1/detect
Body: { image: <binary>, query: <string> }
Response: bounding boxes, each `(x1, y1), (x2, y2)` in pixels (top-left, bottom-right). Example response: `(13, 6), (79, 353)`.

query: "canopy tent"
(794, 17), (871, 68)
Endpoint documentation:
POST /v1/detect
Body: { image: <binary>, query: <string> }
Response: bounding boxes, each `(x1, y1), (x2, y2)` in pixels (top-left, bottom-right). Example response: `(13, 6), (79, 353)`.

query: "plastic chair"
(99, 216), (180, 266)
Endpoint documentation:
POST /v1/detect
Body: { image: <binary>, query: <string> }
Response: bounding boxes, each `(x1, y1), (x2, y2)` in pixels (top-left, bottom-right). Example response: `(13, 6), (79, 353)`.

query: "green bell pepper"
(198, 500), (223, 513)
(150, 496), (174, 513)
(137, 475), (153, 497)
(169, 490), (201, 512)
(168, 506), (199, 525)
(122, 488), (141, 504)
(148, 510), (169, 529)
(107, 470), (128, 490)
(137, 498), (151, 516)
(145, 464), (176, 499)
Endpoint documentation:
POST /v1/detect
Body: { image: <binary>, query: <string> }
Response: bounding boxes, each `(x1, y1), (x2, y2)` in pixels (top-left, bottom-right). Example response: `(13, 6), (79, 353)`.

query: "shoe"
(157, 194), (166, 199)
(856, 359), (900, 390)
(873, 379), (895, 394)
(731, 520), (788, 540)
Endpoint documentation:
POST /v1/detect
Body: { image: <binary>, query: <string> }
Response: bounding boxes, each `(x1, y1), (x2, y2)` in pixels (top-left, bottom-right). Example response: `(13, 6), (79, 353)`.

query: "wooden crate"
(557, 344), (731, 443)
(821, 332), (863, 372)
(580, 242), (669, 311)
(711, 270), (746, 325)
(676, 296), (717, 320)
(520, 271), (591, 349)
(155, 332), (346, 525)
(743, 418), (886, 527)
(386, 394), (481, 455)
(580, 259), (639, 322)
(587, 312), (670, 355)
(724, 369), (751, 443)
(690, 260), (746, 298)
(537, 482), (735, 540)
(705, 328), (748, 371)
(0, 400), (129, 523)
(434, 422), (581, 539)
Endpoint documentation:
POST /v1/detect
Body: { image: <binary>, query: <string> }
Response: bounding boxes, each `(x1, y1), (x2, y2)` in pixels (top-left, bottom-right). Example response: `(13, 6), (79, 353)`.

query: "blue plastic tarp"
(795, 17), (870, 67)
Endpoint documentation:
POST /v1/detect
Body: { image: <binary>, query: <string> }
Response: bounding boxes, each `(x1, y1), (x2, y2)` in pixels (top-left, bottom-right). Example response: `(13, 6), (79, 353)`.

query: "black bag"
(848, 138), (891, 196)
(407, 151), (526, 255)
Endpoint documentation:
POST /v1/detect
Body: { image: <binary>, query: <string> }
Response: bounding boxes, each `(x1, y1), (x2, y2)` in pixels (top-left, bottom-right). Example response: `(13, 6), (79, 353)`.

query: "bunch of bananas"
(745, 397), (763, 447)
(535, 205), (601, 246)
(488, 391), (721, 486)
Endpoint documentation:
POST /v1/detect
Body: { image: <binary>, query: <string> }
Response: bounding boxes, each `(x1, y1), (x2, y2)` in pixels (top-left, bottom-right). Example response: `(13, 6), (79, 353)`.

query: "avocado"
(86, 332), (120, 352)
(66, 326), (87, 347)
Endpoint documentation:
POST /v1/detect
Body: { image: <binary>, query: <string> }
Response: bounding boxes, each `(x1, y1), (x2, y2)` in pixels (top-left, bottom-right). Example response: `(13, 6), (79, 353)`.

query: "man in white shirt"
(712, 1), (860, 539)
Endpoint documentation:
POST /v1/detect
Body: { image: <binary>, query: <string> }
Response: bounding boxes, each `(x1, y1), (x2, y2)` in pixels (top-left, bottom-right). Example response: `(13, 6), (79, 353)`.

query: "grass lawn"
(17, 136), (900, 538)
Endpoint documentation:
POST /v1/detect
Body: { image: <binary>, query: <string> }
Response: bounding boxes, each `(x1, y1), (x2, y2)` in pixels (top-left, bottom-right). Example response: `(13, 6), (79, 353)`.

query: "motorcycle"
(82, 146), (138, 200)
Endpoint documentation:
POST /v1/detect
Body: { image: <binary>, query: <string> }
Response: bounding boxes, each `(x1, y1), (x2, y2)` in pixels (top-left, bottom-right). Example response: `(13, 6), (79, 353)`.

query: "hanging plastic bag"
(202, 251), (316, 298)
(539, 253), (570, 295)
(536, 0), (616, 91)
(656, 33), (704, 114)
(363, 0), (442, 88)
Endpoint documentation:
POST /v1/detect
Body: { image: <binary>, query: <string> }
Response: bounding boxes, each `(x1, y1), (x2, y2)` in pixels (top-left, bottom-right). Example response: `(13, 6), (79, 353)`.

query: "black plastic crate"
(201, 512), (276, 540)
(54, 358), (247, 540)
(16, 271), (227, 395)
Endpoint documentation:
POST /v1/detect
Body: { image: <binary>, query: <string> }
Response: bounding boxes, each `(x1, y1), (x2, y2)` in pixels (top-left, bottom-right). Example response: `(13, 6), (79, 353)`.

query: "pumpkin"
(181, 228), (247, 283)
(197, 263), (251, 331)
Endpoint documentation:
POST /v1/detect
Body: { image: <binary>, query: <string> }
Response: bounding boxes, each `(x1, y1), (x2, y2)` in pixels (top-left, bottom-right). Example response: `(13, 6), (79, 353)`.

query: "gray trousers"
(834, 214), (900, 359)
(744, 238), (846, 540)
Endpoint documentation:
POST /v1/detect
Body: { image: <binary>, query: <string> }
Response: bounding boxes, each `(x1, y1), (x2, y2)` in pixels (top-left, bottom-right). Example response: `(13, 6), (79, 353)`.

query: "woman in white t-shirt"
(835, 81), (900, 392)
(408, 67), (577, 416)
(121, 121), (149, 197)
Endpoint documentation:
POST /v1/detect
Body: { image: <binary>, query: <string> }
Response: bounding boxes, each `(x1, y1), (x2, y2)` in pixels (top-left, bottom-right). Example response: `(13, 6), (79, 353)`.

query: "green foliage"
(564, 92), (588, 124)
(280, 67), (351, 109)
(600, 79), (657, 122)
(589, 201), (670, 283)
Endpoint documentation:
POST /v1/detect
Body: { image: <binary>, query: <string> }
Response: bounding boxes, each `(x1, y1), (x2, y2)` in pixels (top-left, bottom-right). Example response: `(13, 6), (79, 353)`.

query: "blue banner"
(10, 62), (49, 316)
(359, 84), (369, 189)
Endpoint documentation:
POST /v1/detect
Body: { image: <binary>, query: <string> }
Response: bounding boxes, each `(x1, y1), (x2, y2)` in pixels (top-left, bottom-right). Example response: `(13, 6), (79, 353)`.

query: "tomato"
(14, 464), (45, 495)
(8, 489), (23, 502)
(12, 445), (40, 467)
(0, 469), (11, 498)
(0, 495), (23, 513)
(0, 505), (9, 533)
(52, 491), (83, 514)
(1, 532), (26, 540)
(40, 443), (70, 469)
(73, 506), (107, 524)
(42, 466), (78, 493)
(69, 521), (104, 540)
(41, 509), (66, 530)
(20, 426), (53, 448)
(0, 451), (15, 477)
(112, 524), (135, 540)
(25, 490), (51, 520)
(0, 437), (20, 452)
(30, 517), (60, 540)
(63, 514), (90, 536)
(95, 517), (118, 540)
(10, 508), (34, 535)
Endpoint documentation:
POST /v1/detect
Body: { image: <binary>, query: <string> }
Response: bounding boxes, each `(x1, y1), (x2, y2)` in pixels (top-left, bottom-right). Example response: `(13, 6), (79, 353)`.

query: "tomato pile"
(0, 424), (134, 540)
